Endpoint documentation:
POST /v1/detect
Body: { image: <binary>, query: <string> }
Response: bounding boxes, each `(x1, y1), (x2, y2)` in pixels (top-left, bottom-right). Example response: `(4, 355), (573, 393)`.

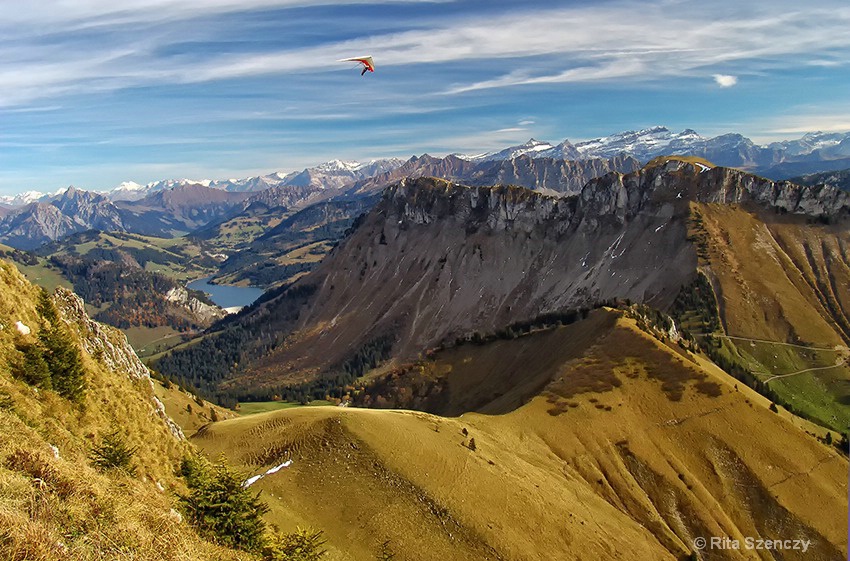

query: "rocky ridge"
(52, 287), (185, 439)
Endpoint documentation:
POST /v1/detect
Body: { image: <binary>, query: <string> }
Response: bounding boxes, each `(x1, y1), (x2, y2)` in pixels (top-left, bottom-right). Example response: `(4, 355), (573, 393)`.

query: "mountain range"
(154, 158), (850, 429)
(5, 126), (850, 208)
(2, 126), (850, 251)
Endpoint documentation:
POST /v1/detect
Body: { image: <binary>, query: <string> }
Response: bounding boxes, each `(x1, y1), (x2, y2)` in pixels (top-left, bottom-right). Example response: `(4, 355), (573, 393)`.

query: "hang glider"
(339, 55), (375, 76)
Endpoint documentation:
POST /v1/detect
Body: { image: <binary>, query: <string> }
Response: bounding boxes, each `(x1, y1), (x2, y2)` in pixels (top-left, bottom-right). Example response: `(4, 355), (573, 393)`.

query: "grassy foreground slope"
(194, 311), (847, 561)
(0, 259), (250, 560)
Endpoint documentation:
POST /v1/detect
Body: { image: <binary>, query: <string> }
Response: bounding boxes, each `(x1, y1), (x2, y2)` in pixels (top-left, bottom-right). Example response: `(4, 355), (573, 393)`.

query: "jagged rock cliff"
(159, 160), (850, 390)
(350, 153), (641, 195)
(51, 287), (185, 439)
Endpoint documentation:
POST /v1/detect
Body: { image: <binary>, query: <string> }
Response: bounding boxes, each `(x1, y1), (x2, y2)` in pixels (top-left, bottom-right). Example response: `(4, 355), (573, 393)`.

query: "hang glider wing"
(338, 56), (375, 76)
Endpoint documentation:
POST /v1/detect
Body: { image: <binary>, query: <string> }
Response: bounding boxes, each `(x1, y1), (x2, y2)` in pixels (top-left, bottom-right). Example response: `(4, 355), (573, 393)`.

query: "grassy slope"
(0, 259), (250, 560)
(695, 203), (850, 430)
(193, 312), (847, 561)
(236, 400), (333, 416)
(152, 380), (238, 436)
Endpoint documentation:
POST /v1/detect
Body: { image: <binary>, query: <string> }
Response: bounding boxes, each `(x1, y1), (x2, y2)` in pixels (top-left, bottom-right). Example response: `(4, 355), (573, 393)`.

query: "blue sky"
(2, 0), (850, 195)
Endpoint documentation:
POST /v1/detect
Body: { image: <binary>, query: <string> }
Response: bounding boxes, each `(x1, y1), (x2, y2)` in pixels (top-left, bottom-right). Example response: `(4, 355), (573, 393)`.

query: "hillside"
(689, 202), (850, 430)
(158, 162), (842, 392)
(0, 258), (251, 560)
(211, 196), (379, 287)
(193, 310), (847, 561)
(792, 168), (850, 191)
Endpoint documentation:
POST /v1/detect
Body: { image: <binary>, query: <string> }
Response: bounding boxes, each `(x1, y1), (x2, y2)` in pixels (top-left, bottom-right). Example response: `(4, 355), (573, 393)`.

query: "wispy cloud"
(1, 0), (848, 193)
(744, 103), (850, 141)
(3, 1), (850, 106)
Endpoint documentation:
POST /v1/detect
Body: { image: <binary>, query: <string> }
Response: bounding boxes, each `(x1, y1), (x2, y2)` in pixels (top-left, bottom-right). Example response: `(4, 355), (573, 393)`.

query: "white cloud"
(713, 74), (738, 87)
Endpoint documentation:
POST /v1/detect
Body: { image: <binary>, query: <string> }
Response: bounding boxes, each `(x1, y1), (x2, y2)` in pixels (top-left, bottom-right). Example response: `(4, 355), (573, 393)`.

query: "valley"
(1, 130), (849, 561)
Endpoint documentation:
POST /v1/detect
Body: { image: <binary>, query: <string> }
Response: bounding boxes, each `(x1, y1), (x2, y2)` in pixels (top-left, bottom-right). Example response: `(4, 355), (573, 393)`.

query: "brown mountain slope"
(243, 162), (850, 387)
(193, 311), (847, 561)
(244, 173), (697, 385)
(155, 160), (850, 405)
(693, 203), (850, 430)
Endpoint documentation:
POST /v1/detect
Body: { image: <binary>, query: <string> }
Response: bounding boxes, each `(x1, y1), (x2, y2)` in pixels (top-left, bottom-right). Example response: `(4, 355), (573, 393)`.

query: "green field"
(11, 261), (73, 292)
(124, 325), (190, 358)
(237, 400), (333, 416)
(39, 231), (219, 282)
(713, 335), (850, 432)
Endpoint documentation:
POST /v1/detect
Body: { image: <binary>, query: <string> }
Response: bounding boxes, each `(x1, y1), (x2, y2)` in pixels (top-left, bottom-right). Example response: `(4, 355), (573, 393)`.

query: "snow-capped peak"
(0, 190), (49, 206)
(574, 126), (707, 159)
(469, 138), (557, 162)
(315, 159), (364, 173)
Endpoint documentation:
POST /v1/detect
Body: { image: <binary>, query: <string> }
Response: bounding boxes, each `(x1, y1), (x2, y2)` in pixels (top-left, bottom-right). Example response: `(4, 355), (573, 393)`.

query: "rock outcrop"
(165, 286), (225, 324)
(52, 287), (185, 439)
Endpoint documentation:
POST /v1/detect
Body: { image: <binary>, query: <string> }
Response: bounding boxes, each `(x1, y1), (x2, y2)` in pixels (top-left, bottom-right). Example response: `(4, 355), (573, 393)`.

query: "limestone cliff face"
(52, 287), (185, 439)
(385, 178), (575, 235)
(582, 161), (850, 220)
(351, 153), (641, 196)
(180, 161), (850, 386)
(165, 286), (225, 324)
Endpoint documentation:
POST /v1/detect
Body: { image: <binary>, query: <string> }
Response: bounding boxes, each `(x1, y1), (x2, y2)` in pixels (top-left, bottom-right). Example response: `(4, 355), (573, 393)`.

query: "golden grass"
(0, 260), (251, 560)
(193, 313), (848, 561)
(152, 380), (237, 436)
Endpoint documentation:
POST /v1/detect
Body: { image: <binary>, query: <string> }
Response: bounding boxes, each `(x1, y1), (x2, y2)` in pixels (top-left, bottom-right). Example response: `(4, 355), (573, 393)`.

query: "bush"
(39, 325), (87, 402)
(178, 457), (268, 552)
(179, 456), (328, 559)
(18, 289), (88, 403)
(263, 528), (327, 561)
(13, 342), (52, 390)
(0, 390), (13, 410)
(90, 429), (138, 475)
(376, 539), (395, 561)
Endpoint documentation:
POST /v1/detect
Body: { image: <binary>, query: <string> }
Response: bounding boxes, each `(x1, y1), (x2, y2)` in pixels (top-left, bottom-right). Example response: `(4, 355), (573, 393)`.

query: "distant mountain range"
(3, 126), (850, 250)
(465, 127), (850, 175)
(3, 158), (407, 205)
(4, 126), (850, 208)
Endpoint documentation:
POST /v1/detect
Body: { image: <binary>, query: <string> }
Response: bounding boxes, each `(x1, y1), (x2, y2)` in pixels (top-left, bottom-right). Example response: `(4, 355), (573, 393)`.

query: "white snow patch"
(50, 445), (60, 459)
(242, 458), (293, 488)
(694, 162), (711, 173)
(15, 321), (31, 335)
(654, 223), (666, 233)
(604, 232), (625, 259)
(242, 474), (263, 488)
